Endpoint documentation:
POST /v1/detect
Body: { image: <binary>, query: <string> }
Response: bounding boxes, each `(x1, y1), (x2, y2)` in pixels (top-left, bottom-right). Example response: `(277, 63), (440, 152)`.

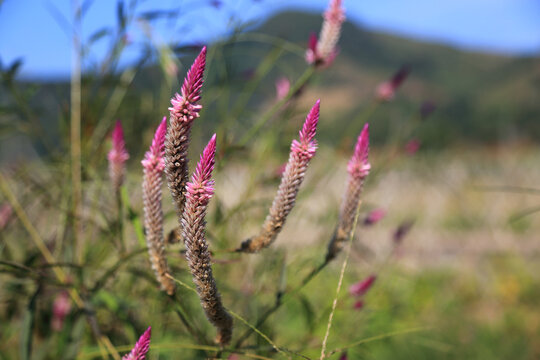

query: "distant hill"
(3, 10), (540, 163)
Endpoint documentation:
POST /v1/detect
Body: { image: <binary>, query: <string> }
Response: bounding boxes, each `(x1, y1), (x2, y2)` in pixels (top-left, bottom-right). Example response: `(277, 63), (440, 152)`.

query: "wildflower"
(165, 46), (207, 238)
(375, 65), (410, 102)
(393, 220), (414, 245)
(363, 208), (386, 226)
(51, 291), (71, 331)
(353, 300), (364, 310)
(306, 0), (345, 67)
(420, 101), (436, 119)
(0, 203), (12, 230)
(182, 134), (233, 345)
(108, 120), (129, 191)
(349, 275), (376, 296)
(275, 76), (291, 102)
(326, 123), (371, 261)
(404, 139), (421, 155)
(123, 327), (151, 360)
(239, 100), (320, 253)
(142, 117), (176, 295)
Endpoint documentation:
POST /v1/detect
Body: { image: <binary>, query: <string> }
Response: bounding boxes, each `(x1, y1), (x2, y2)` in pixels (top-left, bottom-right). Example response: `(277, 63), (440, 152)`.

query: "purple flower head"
(123, 327), (151, 360)
(420, 101), (436, 119)
(364, 208), (386, 226)
(51, 291), (71, 331)
(347, 123), (371, 178)
(376, 65), (410, 102)
(305, 32), (319, 64)
(339, 351), (348, 360)
(404, 139), (421, 155)
(353, 300), (364, 310)
(275, 76), (291, 102)
(108, 120), (129, 164)
(306, 0), (345, 67)
(349, 274), (377, 297)
(169, 46), (207, 122)
(291, 99), (320, 158)
(142, 117), (167, 171)
(186, 134), (216, 203)
(393, 220), (414, 245)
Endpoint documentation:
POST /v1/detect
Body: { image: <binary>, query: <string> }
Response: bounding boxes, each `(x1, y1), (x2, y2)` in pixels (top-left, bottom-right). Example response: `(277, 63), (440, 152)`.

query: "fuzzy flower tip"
(142, 117), (167, 171)
(291, 99), (320, 158)
(349, 275), (377, 297)
(376, 65), (410, 102)
(123, 327), (151, 360)
(186, 134), (216, 203)
(347, 123), (371, 178)
(275, 76), (291, 102)
(168, 46), (207, 122)
(108, 120), (129, 164)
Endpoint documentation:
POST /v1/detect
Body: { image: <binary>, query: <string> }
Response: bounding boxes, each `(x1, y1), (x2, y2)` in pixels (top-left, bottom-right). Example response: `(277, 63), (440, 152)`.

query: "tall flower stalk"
(142, 117), (176, 295)
(306, 0), (345, 67)
(326, 123), (371, 261)
(239, 100), (320, 253)
(165, 46), (207, 242)
(182, 134), (233, 345)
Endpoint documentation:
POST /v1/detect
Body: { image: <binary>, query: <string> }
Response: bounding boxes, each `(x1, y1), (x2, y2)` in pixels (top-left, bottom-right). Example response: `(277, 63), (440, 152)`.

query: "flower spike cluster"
(326, 123), (371, 261)
(165, 46), (207, 241)
(122, 327), (151, 360)
(375, 65), (410, 102)
(182, 135), (233, 345)
(142, 118), (176, 295)
(108, 120), (129, 191)
(239, 100), (320, 253)
(306, 0), (345, 67)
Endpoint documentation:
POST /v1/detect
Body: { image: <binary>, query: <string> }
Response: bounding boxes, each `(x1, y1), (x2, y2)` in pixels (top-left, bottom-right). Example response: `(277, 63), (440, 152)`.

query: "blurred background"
(1, 0), (539, 359)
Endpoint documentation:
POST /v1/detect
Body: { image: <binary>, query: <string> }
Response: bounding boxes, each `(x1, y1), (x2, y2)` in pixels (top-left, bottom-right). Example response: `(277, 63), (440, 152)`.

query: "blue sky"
(1, 0), (539, 79)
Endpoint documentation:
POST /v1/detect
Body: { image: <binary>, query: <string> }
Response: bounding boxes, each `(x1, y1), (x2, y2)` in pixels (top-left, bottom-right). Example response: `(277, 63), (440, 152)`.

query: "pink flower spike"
(353, 300), (364, 310)
(364, 208), (386, 226)
(51, 291), (71, 331)
(405, 139), (421, 155)
(275, 76), (291, 102)
(376, 65), (410, 102)
(186, 134), (216, 203)
(349, 275), (377, 297)
(123, 327), (151, 360)
(142, 117), (167, 171)
(0, 203), (12, 230)
(169, 46), (207, 121)
(108, 120), (130, 190)
(291, 99), (320, 158)
(347, 123), (371, 178)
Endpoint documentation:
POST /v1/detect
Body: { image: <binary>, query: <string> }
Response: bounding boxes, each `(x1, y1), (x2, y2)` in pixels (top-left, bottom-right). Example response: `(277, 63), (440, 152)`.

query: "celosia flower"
(420, 101), (436, 119)
(108, 120), (129, 191)
(393, 220), (414, 245)
(339, 351), (348, 360)
(51, 291), (71, 331)
(404, 139), (421, 155)
(165, 46), (207, 239)
(239, 100), (320, 253)
(182, 134), (233, 345)
(275, 76), (290, 102)
(326, 123), (371, 261)
(363, 208), (386, 226)
(375, 65), (410, 102)
(142, 118), (176, 295)
(123, 327), (151, 360)
(306, 0), (345, 67)
(349, 274), (376, 297)
(353, 300), (364, 310)
(0, 203), (12, 230)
